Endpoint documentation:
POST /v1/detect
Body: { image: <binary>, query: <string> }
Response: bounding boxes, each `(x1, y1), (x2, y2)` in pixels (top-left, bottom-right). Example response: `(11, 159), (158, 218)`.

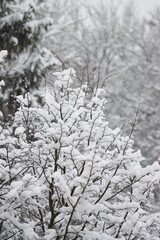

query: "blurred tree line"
(0, 0), (160, 164)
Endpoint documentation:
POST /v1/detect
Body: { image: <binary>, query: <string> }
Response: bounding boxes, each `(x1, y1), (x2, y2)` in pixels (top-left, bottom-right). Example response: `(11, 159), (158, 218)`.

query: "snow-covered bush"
(0, 69), (160, 239)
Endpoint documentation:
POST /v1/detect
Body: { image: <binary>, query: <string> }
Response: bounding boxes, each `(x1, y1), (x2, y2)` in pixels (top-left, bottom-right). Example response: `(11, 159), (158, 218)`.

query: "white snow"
(0, 50), (7, 63)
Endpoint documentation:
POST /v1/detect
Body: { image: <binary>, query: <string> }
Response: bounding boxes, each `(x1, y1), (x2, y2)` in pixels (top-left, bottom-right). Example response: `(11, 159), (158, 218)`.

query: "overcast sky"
(86, 0), (160, 17)
(135, 0), (159, 16)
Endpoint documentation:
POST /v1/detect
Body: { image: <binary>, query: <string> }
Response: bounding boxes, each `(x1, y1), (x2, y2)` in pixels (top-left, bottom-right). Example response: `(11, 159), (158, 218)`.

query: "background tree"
(109, 5), (160, 164)
(54, 1), (160, 164)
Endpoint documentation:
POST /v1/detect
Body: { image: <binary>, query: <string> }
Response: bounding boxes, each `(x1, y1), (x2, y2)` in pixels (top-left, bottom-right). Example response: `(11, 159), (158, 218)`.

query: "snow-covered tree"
(0, 68), (160, 239)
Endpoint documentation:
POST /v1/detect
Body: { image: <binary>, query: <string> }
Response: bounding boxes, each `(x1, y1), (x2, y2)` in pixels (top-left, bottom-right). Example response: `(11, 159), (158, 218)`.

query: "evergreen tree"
(0, 0), (55, 119)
